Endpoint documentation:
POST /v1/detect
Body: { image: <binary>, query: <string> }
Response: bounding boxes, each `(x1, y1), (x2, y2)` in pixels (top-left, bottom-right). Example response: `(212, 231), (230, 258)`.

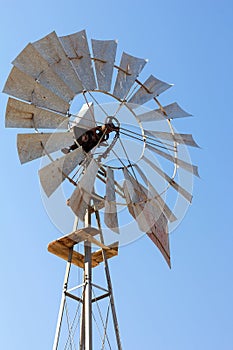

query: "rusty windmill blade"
(128, 74), (172, 105)
(3, 66), (69, 114)
(123, 167), (170, 267)
(12, 43), (75, 103)
(39, 147), (85, 197)
(17, 132), (74, 164)
(146, 143), (200, 177)
(60, 30), (97, 91)
(33, 31), (83, 94)
(91, 39), (117, 92)
(135, 102), (192, 122)
(68, 159), (100, 221)
(5, 98), (69, 130)
(113, 52), (147, 100)
(134, 163), (177, 222)
(104, 167), (119, 234)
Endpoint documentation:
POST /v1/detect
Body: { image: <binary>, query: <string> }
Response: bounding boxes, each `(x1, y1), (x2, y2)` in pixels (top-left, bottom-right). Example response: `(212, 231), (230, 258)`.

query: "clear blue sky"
(1, 0), (233, 349)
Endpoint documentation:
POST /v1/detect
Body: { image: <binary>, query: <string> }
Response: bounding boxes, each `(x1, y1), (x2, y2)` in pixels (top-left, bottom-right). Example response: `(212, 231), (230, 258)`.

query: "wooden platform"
(48, 227), (118, 268)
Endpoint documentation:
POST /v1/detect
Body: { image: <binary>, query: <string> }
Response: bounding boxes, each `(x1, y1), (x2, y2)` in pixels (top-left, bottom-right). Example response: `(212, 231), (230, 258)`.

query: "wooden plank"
(48, 229), (118, 268)
(59, 227), (109, 250)
(48, 240), (85, 268)
(92, 243), (119, 264)
(58, 227), (100, 246)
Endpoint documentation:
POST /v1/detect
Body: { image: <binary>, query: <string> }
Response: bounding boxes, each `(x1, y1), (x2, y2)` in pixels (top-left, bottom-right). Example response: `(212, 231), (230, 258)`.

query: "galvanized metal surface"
(104, 167), (119, 233)
(91, 39), (117, 92)
(84, 211), (93, 350)
(75, 103), (96, 129)
(123, 167), (140, 205)
(3, 67), (69, 114)
(52, 248), (73, 350)
(33, 31), (83, 94)
(69, 159), (99, 220)
(113, 52), (147, 100)
(161, 102), (192, 119)
(91, 243), (118, 264)
(123, 169), (170, 266)
(13, 43), (75, 102)
(145, 129), (199, 147)
(123, 168), (156, 232)
(17, 132), (74, 164)
(146, 213), (170, 267)
(136, 102), (191, 122)
(134, 164), (177, 222)
(60, 30), (97, 91)
(39, 147), (85, 197)
(4, 29), (198, 272)
(95, 211), (122, 350)
(59, 227), (100, 246)
(143, 155), (193, 202)
(5, 97), (69, 129)
(74, 231), (109, 249)
(128, 75), (172, 105)
(146, 144), (199, 177)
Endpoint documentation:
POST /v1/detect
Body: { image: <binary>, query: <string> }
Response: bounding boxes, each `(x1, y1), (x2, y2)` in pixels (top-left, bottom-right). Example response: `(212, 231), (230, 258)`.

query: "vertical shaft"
(84, 208), (92, 350)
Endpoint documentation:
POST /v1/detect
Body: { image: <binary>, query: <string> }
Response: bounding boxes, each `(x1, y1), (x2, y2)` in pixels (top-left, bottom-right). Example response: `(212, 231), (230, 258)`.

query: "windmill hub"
(62, 120), (120, 155)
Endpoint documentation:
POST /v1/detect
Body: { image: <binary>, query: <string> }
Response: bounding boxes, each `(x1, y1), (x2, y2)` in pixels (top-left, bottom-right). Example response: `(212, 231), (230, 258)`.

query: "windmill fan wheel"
(3, 30), (199, 267)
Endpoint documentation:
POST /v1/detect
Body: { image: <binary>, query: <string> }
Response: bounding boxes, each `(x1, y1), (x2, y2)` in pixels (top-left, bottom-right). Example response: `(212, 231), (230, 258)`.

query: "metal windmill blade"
(38, 147), (85, 197)
(5, 97), (69, 129)
(123, 167), (170, 266)
(104, 167), (119, 234)
(91, 39), (117, 92)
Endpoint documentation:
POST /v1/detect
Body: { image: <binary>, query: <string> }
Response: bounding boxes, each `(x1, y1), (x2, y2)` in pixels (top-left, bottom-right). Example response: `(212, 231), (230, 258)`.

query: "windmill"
(3, 30), (199, 349)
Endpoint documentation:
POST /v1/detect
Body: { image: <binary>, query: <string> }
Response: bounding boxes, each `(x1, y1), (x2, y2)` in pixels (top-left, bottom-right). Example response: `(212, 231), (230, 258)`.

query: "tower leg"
(79, 288), (85, 350)
(95, 209), (122, 350)
(84, 241), (92, 350)
(84, 207), (92, 350)
(53, 248), (73, 350)
(50, 208), (122, 349)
